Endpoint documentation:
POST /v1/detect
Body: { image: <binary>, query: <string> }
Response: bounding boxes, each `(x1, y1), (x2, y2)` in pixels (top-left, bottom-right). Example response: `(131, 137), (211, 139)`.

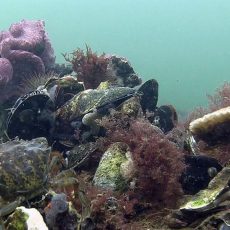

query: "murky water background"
(1, 0), (230, 112)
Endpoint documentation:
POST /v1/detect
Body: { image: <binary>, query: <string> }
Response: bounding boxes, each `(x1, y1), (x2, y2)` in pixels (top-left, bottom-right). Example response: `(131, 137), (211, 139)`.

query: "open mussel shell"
(180, 167), (230, 214)
(180, 154), (223, 195)
(167, 167), (230, 228)
(6, 90), (55, 141)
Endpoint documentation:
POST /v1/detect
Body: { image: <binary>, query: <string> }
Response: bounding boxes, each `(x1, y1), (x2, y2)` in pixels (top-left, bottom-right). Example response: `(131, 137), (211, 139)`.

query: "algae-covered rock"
(119, 96), (141, 117)
(5, 206), (48, 230)
(93, 142), (135, 191)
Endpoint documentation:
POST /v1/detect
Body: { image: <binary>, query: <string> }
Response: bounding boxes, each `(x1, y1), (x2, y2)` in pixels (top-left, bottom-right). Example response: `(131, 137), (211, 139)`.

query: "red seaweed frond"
(184, 82), (230, 127)
(64, 45), (108, 89)
(207, 82), (230, 111)
(99, 115), (185, 209)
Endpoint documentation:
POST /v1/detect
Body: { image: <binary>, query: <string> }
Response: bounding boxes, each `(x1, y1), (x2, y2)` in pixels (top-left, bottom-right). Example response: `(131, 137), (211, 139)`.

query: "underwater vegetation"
(208, 82), (230, 111)
(1, 19), (230, 229)
(99, 115), (185, 209)
(64, 45), (108, 89)
(186, 82), (230, 125)
(64, 45), (142, 90)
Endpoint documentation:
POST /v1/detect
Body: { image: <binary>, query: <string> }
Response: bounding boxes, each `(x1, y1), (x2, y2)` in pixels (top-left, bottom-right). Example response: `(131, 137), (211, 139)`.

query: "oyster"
(56, 86), (136, 122)
(0, 137), (50, 217)
(0, 137), (79, 219)
(54, 86), (137, 144)
(65, 142), (98, 169)
(55, 79), (161, 143)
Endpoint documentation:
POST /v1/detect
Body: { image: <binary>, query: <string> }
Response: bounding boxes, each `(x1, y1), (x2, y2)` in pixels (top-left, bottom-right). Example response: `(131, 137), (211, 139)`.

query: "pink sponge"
(0, 57), (13, 86)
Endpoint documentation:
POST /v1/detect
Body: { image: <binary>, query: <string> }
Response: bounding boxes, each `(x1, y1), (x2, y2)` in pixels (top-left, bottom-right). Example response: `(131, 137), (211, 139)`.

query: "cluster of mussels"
(0, 54), (180, 229)
(1, 52), (230, 229)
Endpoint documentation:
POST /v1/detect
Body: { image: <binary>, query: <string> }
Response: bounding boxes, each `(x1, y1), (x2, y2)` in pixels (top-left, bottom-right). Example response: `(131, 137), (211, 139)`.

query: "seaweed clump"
(207, 82), (230, 111)
(100, 115), (185, 209)
(64, 45), (108, 89)
(76, 179), (152, 229)
(186, 82), (230, 126)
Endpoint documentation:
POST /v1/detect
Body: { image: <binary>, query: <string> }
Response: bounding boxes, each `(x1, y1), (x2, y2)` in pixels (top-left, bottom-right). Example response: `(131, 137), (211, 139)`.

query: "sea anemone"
(17, 72), (58, 95)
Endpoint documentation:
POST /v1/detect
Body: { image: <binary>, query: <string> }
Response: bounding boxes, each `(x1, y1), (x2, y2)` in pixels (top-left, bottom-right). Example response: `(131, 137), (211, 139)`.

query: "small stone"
(5, 206), (48, 230)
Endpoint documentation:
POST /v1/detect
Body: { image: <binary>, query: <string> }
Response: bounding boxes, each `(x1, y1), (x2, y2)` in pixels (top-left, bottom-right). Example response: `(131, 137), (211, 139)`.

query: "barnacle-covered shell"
(43, 75), (84, 108)
(0, 137), (50, 200)
(56, 87), (136, 122)
(66, 142), (98, 169)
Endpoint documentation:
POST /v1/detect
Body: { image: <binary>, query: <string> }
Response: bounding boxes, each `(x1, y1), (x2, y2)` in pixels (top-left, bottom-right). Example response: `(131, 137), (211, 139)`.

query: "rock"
(44, 192), (79, 230)
(106, 55), (142, 88)
(93, 142), (135, 191)
(5, 206), (48, 230)
(45, 193), (68, 228)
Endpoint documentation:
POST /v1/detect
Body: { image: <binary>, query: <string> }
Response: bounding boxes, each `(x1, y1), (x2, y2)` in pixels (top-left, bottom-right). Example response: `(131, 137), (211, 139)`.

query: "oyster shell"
(0, 137), (51, 216)
(54, 86), (137, 145)
(56, 86), (136, 122)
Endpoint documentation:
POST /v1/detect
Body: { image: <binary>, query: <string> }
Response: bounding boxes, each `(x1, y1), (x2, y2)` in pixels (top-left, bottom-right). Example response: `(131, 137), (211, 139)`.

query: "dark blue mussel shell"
(180, 154), (223, 195)
(6, 90), (55, 141)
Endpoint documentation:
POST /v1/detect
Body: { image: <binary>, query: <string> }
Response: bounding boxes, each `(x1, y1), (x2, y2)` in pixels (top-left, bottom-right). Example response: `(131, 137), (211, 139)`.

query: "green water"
(1, 0), (230, 113)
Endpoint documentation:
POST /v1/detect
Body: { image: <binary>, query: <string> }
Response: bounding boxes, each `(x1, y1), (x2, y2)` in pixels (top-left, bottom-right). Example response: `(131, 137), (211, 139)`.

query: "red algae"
(207, 82), (230, 111)
(64, 45), (108, 89)
(99, 115), (185, 210)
